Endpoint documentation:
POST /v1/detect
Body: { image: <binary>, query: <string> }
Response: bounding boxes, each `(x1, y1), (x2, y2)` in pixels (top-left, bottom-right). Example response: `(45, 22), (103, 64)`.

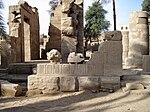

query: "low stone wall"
(28, 31), (123, 95)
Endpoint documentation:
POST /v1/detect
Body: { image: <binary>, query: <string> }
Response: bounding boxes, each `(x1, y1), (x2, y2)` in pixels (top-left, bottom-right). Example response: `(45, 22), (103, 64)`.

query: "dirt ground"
(0, 90), (150, 112)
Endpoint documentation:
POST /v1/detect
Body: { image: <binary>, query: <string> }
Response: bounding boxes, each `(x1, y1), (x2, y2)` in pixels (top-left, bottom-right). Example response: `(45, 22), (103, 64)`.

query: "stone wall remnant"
(28, 31), (123, 95)
(9, 1), (40, 63)
(125, 11), (149, 68)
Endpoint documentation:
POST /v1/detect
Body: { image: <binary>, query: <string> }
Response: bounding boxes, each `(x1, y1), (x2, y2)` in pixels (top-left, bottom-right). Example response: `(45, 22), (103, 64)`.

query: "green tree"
(84, 0), (110, 41)
(0, 0), (6, 38)
(142, 0), (150, 17)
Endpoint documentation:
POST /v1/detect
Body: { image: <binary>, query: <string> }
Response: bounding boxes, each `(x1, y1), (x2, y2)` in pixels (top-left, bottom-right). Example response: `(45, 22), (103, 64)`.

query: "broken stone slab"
(0, 80), (22, 97)
(122, 83), (144, 92)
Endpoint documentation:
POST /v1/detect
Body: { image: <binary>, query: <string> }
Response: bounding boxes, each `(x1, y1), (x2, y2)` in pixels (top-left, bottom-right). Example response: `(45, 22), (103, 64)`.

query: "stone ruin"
(46, 0), (84, 62)
(28, 31), (122, 95)
(119, 11), (149, 69)
(9, 1), (40, 63)
(3, 1), (150, 97)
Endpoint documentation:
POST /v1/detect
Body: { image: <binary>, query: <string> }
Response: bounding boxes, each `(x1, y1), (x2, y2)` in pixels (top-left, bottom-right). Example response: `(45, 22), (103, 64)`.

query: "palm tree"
(0, 0), (6, 38)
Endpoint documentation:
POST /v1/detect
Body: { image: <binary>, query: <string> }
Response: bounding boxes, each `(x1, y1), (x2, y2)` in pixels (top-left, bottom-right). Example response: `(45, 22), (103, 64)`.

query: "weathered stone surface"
(100, 76), (120, 84)
(0, 80), (22, 97)
(102, 41), (122, 76)
(125, 11), (149, 68)
(28, 75), (60, 94)
(101, 31), (122, 41)
(61, 17), (73, 27)
(123, 83), (144, 92)
(60, 76), (77, 92)
(142, 55), (150, 72)
(62, 27), (74, 36)
(46, 0), (84, 63)
(122, 31), (129, 63)
(78, 77), (100, 90)
(68, 52), (84, 63)
(27, 90), (42, 96)
(47, 49), (61, 63)
(9, 1), (40, 63)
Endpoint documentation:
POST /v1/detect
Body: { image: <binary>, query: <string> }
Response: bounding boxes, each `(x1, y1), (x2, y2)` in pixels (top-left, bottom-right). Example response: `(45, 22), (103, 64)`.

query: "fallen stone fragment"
(0, 80), (22, 97)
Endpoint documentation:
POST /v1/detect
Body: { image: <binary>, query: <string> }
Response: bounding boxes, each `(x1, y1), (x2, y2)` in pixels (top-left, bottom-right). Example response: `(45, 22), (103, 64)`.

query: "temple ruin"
(46, 0), (84, 62)
(9, 1), (40, 63)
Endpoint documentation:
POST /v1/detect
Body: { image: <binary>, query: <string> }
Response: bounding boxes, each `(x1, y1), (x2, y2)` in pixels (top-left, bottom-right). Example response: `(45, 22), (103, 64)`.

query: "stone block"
(61, 17), (73, 27)
(28, 75), (60, 94)
(103, 41), (122, 76)
(60, 76), (77, 92)
(77, 64), (87, 75)
(101, 31), (122, 41)
(0, 80), (22, 97)
(142, 55), (150, 72)
(100, 76), (120, 84)
(37, 64), (45, 75)
(101, 83), (120, 90)
(78, 76), (100, 90)
(62, 26), (74, 36)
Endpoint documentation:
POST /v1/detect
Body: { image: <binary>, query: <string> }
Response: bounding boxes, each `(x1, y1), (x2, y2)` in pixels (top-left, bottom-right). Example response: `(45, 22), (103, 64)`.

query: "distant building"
(117, 24), (129, 31)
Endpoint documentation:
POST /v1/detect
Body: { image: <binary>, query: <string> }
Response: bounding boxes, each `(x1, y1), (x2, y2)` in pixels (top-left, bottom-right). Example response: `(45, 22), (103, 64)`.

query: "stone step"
(0, 74), (28, 82)
(0, 69), (8, 73)
(8, 63), (37, 74)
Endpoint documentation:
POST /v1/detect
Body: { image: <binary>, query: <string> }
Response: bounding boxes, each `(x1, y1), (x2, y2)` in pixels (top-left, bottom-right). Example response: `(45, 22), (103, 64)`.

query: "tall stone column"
(122, 31), (129, 64)
(61, 0), (84, 62)
(125, 11), (149, 68)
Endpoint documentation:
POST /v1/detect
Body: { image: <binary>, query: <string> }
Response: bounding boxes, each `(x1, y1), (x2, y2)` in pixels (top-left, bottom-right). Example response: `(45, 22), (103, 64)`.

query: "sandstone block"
(78, 76), (100, 90)
(142, 55), (150, 72)
(100, 76), (120, 84)
(60, 76), (77, 92)
(0, 80), (22, 97)
(103, 41), (122, 76)
(28, 75), (60, 94)
(61, 17), (73, 27)
(101, 31), (122, 41)
(62, 27), (74, 36)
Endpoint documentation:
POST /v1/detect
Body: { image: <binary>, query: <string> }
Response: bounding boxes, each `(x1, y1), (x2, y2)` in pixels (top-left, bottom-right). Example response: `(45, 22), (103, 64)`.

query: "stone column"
(122, 31), (129, 64)
(61, 0), (84, 62)
(125, 11), (149, 68)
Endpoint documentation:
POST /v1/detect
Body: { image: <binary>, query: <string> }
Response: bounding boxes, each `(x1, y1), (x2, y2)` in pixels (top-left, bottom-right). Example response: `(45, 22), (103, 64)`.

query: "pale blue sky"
(3, 0), (143, 35)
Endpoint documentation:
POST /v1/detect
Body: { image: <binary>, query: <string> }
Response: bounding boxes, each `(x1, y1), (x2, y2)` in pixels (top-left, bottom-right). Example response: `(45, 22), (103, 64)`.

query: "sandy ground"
(0, 90), (150, 112)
